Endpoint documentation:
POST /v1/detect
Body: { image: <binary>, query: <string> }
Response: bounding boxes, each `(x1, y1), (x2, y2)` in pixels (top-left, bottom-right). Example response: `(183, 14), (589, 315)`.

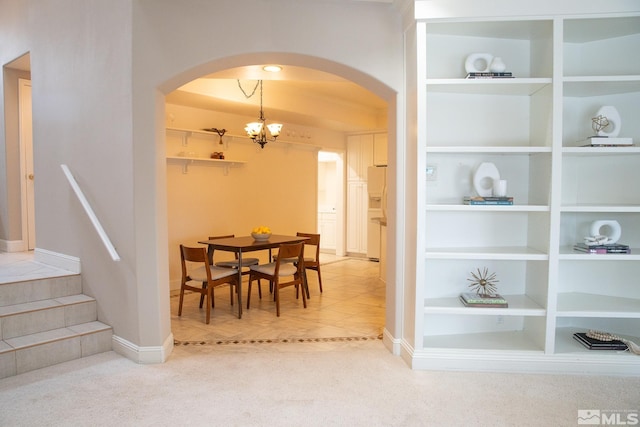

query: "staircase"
(0, 273), (112, 379)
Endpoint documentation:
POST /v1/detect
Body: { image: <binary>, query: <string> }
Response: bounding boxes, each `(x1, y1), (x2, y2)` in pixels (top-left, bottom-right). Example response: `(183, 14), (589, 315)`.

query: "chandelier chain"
(237, 79), (260, 99)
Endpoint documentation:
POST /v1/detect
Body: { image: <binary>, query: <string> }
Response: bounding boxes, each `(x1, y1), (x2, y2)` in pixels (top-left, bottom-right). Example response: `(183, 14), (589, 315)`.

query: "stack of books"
(465, 72), (514, 79)
(459, 293), (508, 308)
(463, 196), (513, 205)
(573, 243), (630, 254)
(573, 332), (628, 351)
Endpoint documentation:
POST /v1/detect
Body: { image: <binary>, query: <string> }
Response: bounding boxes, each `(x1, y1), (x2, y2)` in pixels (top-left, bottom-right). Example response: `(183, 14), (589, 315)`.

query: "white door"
(19, 78), (35, 250)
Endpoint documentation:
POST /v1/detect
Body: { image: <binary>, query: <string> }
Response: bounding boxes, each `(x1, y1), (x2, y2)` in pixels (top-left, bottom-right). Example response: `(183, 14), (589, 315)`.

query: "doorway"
(2, 53), (34, 252)
(317, 150), (345, 256)
(162, 57), (393, 344)
(19, 78), (35, 250)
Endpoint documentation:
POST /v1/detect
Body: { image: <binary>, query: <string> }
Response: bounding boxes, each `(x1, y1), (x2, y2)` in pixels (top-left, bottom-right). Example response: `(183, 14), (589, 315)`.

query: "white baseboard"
(34, 248), (81, 273)
(112, 333), (174, 364)
(0, 239), (26, 252)
(401, 345), (640, 376)
(382, 328), (402, 356)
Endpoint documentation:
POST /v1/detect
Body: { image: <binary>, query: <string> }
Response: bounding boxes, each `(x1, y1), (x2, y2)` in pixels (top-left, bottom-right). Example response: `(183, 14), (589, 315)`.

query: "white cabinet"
(374, 133), (387, 166)
(318, 212), (337, 251)
(346, 134), (374, 255)
(413, 14), (640, 374)
(347, 134), (373, 181)
(347, 181), (368, 254)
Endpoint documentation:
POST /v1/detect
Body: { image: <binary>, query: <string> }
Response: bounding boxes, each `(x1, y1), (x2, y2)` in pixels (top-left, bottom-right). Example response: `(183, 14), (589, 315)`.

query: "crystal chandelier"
(239, 80), (282, 149)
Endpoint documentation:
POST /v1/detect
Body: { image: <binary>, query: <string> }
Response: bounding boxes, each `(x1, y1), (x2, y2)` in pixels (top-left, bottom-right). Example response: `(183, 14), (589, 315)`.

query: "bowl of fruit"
(251, 226), (272, 241)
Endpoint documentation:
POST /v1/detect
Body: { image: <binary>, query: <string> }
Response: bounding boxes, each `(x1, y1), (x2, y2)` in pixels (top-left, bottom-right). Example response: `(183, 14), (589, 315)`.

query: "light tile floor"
(0, 251), (73, 284)
(0, 251), (386, 347)
(171, 255), (385, 346)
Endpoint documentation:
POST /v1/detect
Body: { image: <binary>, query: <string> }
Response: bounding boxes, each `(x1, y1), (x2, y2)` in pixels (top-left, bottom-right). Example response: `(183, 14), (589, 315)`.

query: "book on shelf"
(459, 292), (508, 308)
(576, 136), (634, 147)
(465, 72), (514, 79)
(573, 243), (630, 254)
(572, 333), (628, 351)
(463, 196), (513, 205)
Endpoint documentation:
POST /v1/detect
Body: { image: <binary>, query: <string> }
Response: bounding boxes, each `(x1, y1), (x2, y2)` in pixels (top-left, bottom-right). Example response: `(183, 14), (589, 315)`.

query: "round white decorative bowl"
(251, 232), (272, 241)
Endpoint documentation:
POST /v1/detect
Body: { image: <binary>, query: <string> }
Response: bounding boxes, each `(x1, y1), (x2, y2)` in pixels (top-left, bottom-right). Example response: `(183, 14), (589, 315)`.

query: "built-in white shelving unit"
(412, 12), (640, 374)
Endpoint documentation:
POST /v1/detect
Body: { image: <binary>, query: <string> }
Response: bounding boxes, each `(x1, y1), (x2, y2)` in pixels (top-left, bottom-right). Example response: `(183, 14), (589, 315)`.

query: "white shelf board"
(426, 246), (548, 260)
(560, 204), (640, 213)
(562, 146), (640, 155)
(559, 246), (640, 261)
(425, 294), (546, 316)
(426, 78), (552, 96)
(167, 127), (320, 151)
(556, 293), (640, 318)
(427, 204), (549, 212)
(423, 330), (544, 352)
(166, 127), (220, 137)
(166, 156), (245, 165)
(427, 146), (551, 154)
(166, 156), (246, 175)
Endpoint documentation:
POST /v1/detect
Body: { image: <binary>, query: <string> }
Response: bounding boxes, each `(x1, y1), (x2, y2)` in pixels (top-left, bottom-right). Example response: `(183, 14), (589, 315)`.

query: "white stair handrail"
(60, 164), (121, 261)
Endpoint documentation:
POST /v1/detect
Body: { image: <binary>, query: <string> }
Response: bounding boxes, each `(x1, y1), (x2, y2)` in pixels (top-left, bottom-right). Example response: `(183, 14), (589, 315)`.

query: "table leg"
(236, 250), (243, 318)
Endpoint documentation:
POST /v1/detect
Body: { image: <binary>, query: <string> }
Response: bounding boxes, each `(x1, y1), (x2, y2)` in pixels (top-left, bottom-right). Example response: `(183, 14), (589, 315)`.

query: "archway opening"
(158, 53), (397, 347)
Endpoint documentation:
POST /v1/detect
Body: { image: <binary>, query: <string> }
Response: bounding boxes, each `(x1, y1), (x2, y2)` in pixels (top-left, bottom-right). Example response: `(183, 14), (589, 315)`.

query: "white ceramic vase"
(489, 57), (507, 72)
(473, 162), (500, 197)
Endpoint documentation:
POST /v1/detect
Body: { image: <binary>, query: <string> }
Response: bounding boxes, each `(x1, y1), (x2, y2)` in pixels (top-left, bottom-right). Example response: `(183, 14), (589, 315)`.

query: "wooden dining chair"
(246, 242), (306, 317)
(178, 245), (239, 324)
(296, 232), (323, 294)
(276, 232), (323, 298)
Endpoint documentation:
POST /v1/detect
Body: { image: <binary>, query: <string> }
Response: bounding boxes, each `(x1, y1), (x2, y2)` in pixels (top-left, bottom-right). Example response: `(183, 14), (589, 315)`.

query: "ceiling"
(6, 53), (389, 133)
(166, 65), (389, 133)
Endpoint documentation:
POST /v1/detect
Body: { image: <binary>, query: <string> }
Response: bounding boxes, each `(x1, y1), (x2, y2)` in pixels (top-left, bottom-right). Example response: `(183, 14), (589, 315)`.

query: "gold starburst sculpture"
(591, 115), (610, 136)
(467, 267), (499, 296)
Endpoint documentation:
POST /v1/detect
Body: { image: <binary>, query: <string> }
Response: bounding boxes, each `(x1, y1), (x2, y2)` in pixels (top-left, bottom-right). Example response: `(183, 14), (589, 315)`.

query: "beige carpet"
(1, 340), (638, 426)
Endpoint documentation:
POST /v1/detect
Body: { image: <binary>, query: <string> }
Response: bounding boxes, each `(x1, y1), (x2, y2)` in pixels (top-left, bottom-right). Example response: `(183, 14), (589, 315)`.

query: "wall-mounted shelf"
(166, 127), (320, 152)
(166, 156), (246, 175)
(166, 127), (222, 146)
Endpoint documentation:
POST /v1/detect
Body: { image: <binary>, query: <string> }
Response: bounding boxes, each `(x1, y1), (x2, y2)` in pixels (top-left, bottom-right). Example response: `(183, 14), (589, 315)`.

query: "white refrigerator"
(367, 166), (387, 260)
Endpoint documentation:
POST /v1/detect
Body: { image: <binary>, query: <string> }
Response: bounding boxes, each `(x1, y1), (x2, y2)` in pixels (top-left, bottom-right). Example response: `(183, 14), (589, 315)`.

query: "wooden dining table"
(198, 234), (309, 318)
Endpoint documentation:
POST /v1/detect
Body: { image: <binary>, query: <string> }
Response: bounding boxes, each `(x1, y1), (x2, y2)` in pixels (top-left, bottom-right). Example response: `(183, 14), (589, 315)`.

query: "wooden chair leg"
(246, 277), (253, 309)
(205, 287), (212, 324)
(317, 268), (323, 293)
(301, 284), (307, 308)
(178, 287), (185, 316)
(199, 282), (206, 308)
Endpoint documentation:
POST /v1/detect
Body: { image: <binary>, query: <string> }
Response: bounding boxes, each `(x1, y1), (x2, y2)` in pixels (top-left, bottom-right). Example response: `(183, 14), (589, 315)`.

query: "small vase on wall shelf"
(489, 57), (506, 73)
(473, 162), (501, 197)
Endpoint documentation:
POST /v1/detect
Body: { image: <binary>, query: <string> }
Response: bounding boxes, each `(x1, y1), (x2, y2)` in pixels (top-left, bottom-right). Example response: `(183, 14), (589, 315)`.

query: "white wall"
(130, 0), (403, 359)
(0, 0), (403, 361)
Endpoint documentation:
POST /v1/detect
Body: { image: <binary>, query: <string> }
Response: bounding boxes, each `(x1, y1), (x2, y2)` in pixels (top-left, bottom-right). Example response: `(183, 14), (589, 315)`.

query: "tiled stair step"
(0, 294), (98, 339)
(0, 321), (112, 378)
(0, 275), (82, 307)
